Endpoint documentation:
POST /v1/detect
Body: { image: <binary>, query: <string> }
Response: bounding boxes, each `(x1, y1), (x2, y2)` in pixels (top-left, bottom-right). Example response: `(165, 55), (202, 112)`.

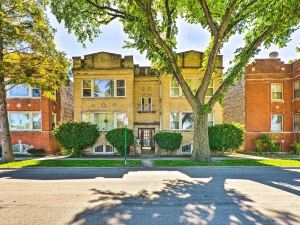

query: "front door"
(139, 128), (155, 152)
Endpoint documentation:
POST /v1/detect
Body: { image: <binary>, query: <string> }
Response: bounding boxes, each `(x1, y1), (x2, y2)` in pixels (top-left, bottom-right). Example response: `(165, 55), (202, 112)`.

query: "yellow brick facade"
(72, 51), (223, 155)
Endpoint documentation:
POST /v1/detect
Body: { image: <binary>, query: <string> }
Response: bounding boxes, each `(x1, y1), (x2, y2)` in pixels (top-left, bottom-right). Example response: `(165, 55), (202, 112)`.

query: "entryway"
(138, 128), (155, 154)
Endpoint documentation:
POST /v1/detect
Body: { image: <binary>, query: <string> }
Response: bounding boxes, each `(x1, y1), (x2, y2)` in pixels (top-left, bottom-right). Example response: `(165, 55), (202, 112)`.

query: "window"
(9, 112), (42, 131)
(51, 113), (57, 130)
(208, 112), (214, 126)
(181, 144), (193, 153)
(294, 81), (300, 99)
(271, 83), (283, 100)
(182, 113), (194, 130)
(116, 80), (126, 97)
(94, 144), (115, 154)
(170, 112), (180, 129)
(82, 112), (127, 131)
(82, 112), (92, 123)
(94, 113), (114, 131)
(94, 80), (114, 97)
(12, 144), (30, 154)
(170, 79), (181, 96)
(7, 84), (41, 98)
(116, 113), (126, 128)
(271, 114), (283, 132)
(32, 87), (41, 97)
(294, 113), (300, 132)
(140, 97), (152, 111)
(170, 112), (214, 130)
(82, 80), (92, 97)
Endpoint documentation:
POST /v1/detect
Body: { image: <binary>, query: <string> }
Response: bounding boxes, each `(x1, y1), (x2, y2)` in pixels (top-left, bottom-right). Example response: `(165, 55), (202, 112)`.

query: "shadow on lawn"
(68, 176), (300, 225)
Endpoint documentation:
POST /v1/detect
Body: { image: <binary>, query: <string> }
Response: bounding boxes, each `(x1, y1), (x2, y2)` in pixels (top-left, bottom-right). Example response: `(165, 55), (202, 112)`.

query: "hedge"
(106, 128), (134, 155)
(153, 132), (182, 153)
(27, 148), (45, 157)
(53, 122), (99, 157)
(208, 123), (244, 151)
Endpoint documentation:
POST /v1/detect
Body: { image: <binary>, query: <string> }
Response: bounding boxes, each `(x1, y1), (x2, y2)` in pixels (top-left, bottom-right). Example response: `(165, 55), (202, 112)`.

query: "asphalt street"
(0, 167), (299, 225)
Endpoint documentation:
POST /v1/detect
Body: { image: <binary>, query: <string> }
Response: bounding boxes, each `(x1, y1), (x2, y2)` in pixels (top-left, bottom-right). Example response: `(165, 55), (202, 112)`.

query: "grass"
(0, 159), (141, 168)
(154, 159), (300, 167)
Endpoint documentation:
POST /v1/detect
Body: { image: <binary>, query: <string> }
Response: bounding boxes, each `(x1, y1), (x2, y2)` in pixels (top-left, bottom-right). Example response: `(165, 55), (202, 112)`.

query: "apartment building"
(73, 50), (224, 155)
(1, 83), (73, 154)
(224, 53), (300, 151)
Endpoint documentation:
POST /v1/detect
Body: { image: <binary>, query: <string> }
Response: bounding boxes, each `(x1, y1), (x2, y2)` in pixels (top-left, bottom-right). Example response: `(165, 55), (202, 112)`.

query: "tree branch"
(208, 23), (277, 106)
(165, 0), (174, 39)
(197, 0), (218, 37)
(84, 0), (126, 19)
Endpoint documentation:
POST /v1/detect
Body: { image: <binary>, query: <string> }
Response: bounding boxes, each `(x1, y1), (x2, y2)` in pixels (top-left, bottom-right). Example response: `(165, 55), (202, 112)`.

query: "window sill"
(271, 99), (284, 103)
(7, 97), (41, 99)
(81, 96), (126, 99)
(10, 130), (42, 132)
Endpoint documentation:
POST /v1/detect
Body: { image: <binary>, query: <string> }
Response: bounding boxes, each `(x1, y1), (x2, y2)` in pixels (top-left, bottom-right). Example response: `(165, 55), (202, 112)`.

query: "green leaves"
(106, 128), (134, 155)
(153, 132), (183, 151)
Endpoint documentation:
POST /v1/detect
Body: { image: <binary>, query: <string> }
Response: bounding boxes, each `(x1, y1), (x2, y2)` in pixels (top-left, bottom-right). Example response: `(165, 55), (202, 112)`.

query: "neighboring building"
(1, 82), (73, 155)
(224, 53), (300, 151)
(72, 50), (224, 155)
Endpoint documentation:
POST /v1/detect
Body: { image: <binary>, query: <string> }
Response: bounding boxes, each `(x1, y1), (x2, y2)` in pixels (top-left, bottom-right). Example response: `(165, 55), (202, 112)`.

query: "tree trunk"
(191, 112), (211, 162)
(0, 3), (14, 163)
(0, 77), (14, 163)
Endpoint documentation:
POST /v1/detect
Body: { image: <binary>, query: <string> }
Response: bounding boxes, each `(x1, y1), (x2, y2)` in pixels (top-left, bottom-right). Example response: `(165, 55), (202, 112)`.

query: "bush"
(27, 148), (45, 157)
(208, 123), (244, 151)
(106, 128), (134, 155)
(153, 132), (182, 154)
(254, 133), (281, 154)
(291, 142), (300, 155)
(53, 122), (99, 157)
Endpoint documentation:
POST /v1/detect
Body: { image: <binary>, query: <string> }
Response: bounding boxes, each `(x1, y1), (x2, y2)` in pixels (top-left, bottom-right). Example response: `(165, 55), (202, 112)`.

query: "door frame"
(138, 128), (155, 151)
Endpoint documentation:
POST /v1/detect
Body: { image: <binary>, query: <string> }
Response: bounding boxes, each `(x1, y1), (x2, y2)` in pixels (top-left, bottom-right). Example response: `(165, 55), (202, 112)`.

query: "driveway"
(0, 167), (299, 225)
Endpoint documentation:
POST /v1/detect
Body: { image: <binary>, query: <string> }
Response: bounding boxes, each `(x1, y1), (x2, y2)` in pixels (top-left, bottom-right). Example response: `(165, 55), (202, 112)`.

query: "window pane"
(272, 92), (283, 99)
(116, 80), (126, 96)
(32, 88), (41, 97)
(271, 84), (283, 100)
(117, 88), (125, 96)
(294, 81), (300, 98)
(116, 113), (126, 128)
(182, 144), (192, 153)
(83, 80), (91, 88)
(171, 79), (180, 96)
(9, 84), (29, 97)
(117, 80), (125, 88)
(83, 89), (91, 97)
(271, 115), (282, 131)
(105, 145), (114, 153)
(94, 145), (104, 153)
(82, 113), (92, 123)
(32, 113), (42, 130)
(9, 113), (30, 130)
(94, 113), (114, 130)
(94, 80), (113, 97)
(170, 112), (179, 129)
(294, 114), (300, 132)
(182, 113), (194, 130)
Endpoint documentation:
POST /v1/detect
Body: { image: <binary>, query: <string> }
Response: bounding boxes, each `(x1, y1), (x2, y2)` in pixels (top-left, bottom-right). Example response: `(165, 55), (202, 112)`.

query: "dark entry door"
(139, 128), (155, 151)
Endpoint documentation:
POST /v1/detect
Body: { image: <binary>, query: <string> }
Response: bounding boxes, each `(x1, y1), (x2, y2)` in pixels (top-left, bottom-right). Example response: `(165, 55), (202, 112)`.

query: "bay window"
(9, 112), (42, 131)
(82, 79), (126, 98)
(82, 112), (127, 131)
(170, 112), (214, 130)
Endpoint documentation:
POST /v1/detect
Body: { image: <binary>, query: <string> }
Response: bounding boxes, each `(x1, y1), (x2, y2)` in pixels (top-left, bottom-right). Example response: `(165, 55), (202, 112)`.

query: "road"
(0, 167), (299, 225)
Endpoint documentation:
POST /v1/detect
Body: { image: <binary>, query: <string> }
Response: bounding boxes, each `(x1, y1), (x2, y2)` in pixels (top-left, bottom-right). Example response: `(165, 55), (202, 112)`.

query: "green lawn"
(0, 159), (141, 168)
(154, 159), (300, 167)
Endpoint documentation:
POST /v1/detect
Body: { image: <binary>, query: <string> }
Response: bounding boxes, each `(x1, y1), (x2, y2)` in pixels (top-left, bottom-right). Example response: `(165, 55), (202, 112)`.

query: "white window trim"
(170, 79), (183, 97)
(82, 112), (127, 131)
(6, 84), (41, 99)
(82, 79), (126, 98)
(271, 83), (284, 101)
(8, 111), (42, 131)
(140, 97), (152, 111)
(93, 144), (116, 154)
(271, 114), (283, 132)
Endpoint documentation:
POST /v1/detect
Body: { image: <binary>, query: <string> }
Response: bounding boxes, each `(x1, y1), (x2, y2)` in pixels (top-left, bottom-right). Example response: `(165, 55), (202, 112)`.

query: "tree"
(50, 0), (300, 161)
(0, 0), (70, 162)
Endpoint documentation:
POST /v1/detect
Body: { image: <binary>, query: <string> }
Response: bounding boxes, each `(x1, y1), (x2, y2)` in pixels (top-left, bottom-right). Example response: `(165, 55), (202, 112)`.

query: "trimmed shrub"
(208, 123), (244, 151)
(53, 122), (99, 157)
(254, 133), (281, 154)
(27, 148), (45, 157)
(291, 142), (300, 155)
(153, 132), (183, 154)
(106, 128), (134, 155)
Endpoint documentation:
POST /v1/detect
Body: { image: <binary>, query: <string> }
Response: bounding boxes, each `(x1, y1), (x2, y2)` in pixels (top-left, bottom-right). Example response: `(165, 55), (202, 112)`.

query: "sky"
(48, 12), (300, 70)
